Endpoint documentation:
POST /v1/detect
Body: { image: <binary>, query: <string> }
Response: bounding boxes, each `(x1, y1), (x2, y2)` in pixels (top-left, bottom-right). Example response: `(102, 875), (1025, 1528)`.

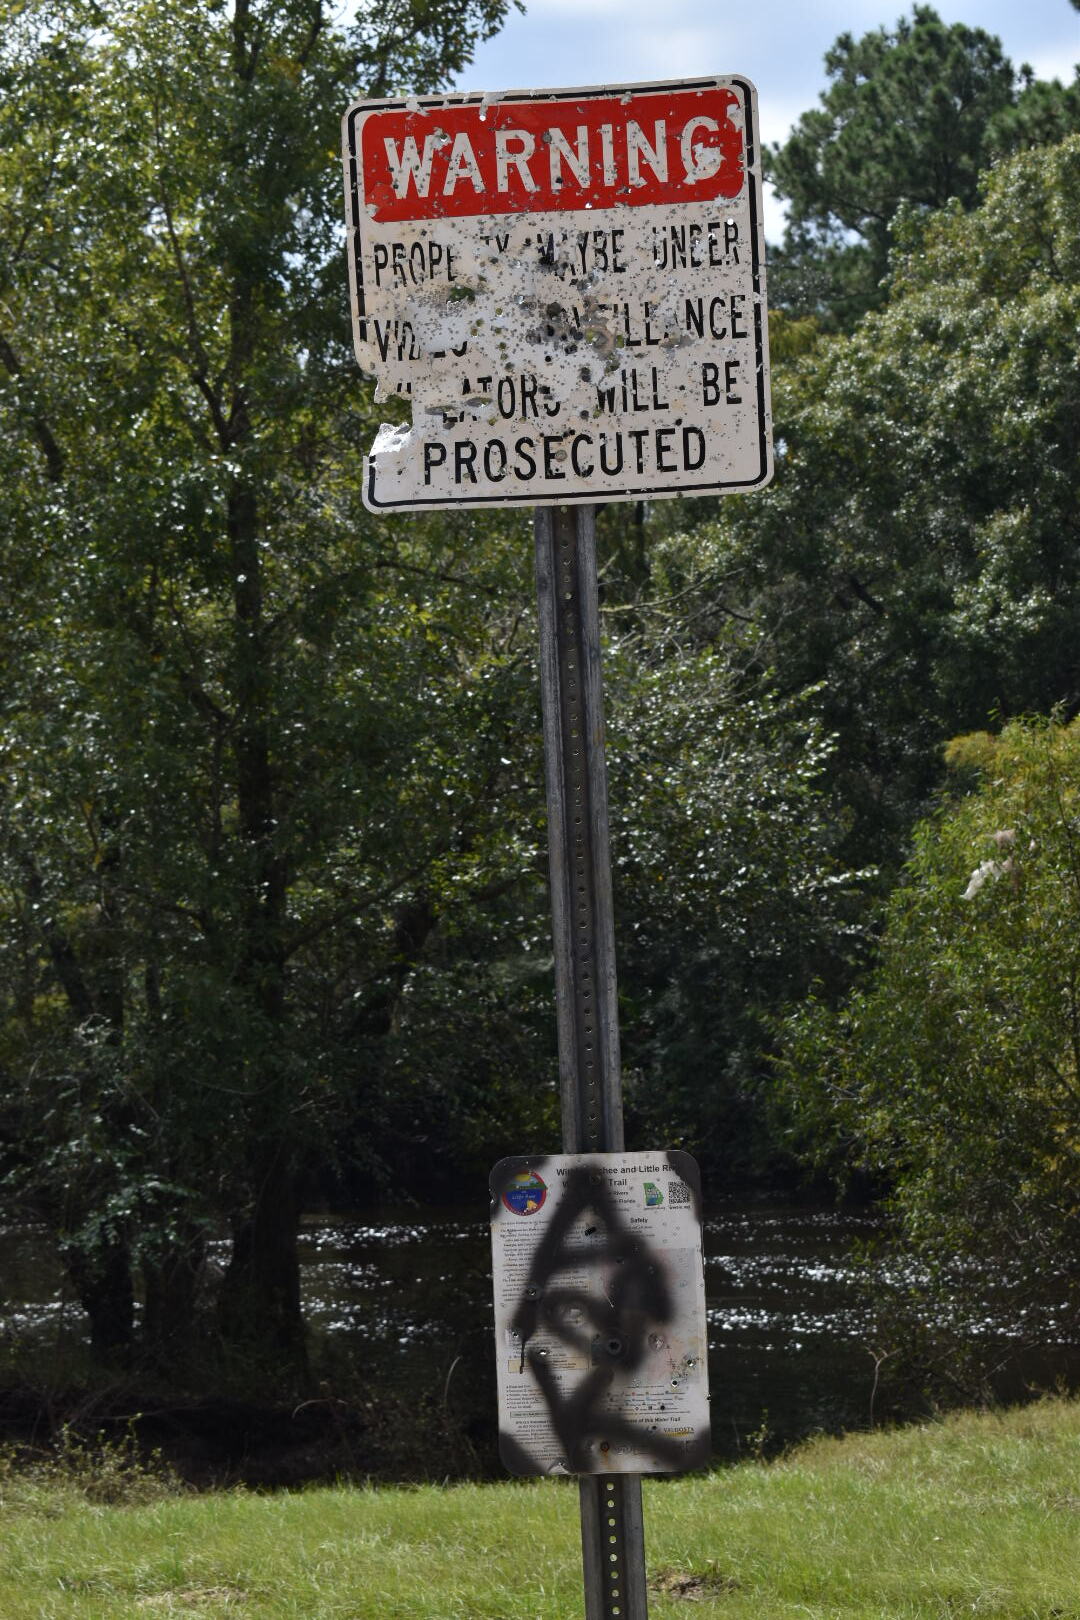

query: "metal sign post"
(535, 500), (647, 1619)
(341, 75), (773, 1620)
(534, 505), (621, 1158)
(482, 504), (710, 1615)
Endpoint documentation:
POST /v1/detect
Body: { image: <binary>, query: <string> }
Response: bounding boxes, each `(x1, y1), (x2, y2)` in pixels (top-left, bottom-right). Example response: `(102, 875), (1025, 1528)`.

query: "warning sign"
(489, 1151), (710, 1476)
(342, 78), (772, 511)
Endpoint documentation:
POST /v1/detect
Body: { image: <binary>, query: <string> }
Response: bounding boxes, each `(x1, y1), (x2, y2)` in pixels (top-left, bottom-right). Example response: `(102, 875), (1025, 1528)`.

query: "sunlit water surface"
(3, 1203), (1075, 1460)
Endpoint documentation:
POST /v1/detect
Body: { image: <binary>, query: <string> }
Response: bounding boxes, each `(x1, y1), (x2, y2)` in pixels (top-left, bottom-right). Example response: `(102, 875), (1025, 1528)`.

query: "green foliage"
(2, 0), (1075, 1405)
(713, 136), (1080, 867)
(767, 6), (1020, 324)
(0, 1423), (184, 1508)
(0, 0), (523, 1377)
(0, 0), (861, 1381)
(986, 65), (1080, 161)
(603, 637), (872, 1173)
(780, 717), (1080, 1337)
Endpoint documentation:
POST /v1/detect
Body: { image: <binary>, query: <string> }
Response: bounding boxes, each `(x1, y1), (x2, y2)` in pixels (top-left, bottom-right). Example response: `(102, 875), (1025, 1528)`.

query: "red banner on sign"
(358, 87), (744, 223)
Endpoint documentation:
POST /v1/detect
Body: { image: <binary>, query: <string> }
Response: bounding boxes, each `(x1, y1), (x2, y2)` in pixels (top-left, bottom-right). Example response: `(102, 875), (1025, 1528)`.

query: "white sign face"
(489, 1152), (710, 1476)
(342, 78), (772, 511)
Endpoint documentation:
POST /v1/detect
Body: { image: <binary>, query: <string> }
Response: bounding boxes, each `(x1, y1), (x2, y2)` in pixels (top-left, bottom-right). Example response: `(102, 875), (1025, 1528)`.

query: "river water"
(3, 1201), (1074, 1466)
(294, 1201), (889, 1458)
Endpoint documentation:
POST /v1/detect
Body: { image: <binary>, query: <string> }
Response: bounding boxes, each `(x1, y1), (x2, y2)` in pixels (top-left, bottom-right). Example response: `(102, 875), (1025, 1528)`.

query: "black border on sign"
(340, 77), (772, 511)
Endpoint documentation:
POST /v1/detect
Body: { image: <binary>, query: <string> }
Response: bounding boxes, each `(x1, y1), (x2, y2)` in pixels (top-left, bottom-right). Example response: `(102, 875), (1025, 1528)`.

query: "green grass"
(2, 1398), (1078, 1618)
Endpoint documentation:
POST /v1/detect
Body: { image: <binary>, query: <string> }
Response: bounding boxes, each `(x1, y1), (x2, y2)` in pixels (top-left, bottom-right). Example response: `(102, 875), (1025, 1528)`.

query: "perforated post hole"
(579, 1473), (646, 1620)
(605, 1481), (623, 1616)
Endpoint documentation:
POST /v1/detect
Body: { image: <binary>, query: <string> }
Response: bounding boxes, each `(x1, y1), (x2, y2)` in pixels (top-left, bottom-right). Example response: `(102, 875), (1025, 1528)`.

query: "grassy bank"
(2, 1398), (1078, 1618)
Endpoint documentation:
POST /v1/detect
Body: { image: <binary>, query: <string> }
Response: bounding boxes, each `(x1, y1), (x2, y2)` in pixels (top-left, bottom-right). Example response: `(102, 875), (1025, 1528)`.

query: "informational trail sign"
(341, 78), (772, 511)
(489, 1152), (710, 1476)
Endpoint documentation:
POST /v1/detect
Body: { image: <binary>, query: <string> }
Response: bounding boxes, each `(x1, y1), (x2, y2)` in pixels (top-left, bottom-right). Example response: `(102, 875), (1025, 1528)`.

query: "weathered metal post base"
(579, 1474), (648, 1620)
(534, 503), (649, 1620)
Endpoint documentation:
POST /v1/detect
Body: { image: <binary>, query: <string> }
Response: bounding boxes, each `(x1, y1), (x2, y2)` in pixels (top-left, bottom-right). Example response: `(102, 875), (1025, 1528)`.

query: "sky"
(449, 0), (1080, 237)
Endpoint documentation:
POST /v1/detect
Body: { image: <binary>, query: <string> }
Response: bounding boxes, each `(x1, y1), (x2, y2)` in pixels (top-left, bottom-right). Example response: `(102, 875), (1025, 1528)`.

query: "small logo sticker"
(503, 1169), (547, 1216)
(644, 1182), (664, 1207)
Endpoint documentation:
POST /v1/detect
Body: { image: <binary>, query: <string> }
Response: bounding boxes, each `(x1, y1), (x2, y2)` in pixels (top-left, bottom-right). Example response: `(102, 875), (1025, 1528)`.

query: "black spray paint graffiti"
(492, 1153), (710, 1475)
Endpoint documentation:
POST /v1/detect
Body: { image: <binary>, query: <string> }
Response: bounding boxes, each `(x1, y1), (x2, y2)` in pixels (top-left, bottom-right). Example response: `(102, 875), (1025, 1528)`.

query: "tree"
(986, 65), (1080, 162)
(604, 648), (872, 1181)
(0, 0), (861, 1386)
(703, 135), (1080, 870)
(767, 6), (1018, 325)
(0, 0), (519, 1382)
(779, 718), (1080, 1345)
(354, 629), (873, 1200)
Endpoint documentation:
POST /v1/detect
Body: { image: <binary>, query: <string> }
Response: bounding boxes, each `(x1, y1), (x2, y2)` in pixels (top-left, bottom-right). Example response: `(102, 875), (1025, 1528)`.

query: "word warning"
(342, 78), (772, 510)
(489, 1151), (710, 1475)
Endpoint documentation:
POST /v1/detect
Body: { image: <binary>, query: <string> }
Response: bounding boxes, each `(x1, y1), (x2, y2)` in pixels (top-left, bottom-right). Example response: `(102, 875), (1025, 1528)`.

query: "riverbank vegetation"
(783, 718), (1080, 1351)
(2, 1398), (1078, 1619)
(2, 0), (1079, 1428)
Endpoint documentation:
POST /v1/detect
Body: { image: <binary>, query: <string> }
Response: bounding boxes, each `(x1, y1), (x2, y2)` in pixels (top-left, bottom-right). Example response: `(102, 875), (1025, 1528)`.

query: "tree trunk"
(218, 1144), (307, 1381)
(61, 1234), (136, 1365)
(208, 65), (306, 1373)
(141, 1226), (207, 1370)
(211, 459), (307, 1380)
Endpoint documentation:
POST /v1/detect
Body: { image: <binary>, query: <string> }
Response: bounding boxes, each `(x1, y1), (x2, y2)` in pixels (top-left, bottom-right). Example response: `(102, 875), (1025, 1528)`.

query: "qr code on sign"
(667, 1180), (691, 1207)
